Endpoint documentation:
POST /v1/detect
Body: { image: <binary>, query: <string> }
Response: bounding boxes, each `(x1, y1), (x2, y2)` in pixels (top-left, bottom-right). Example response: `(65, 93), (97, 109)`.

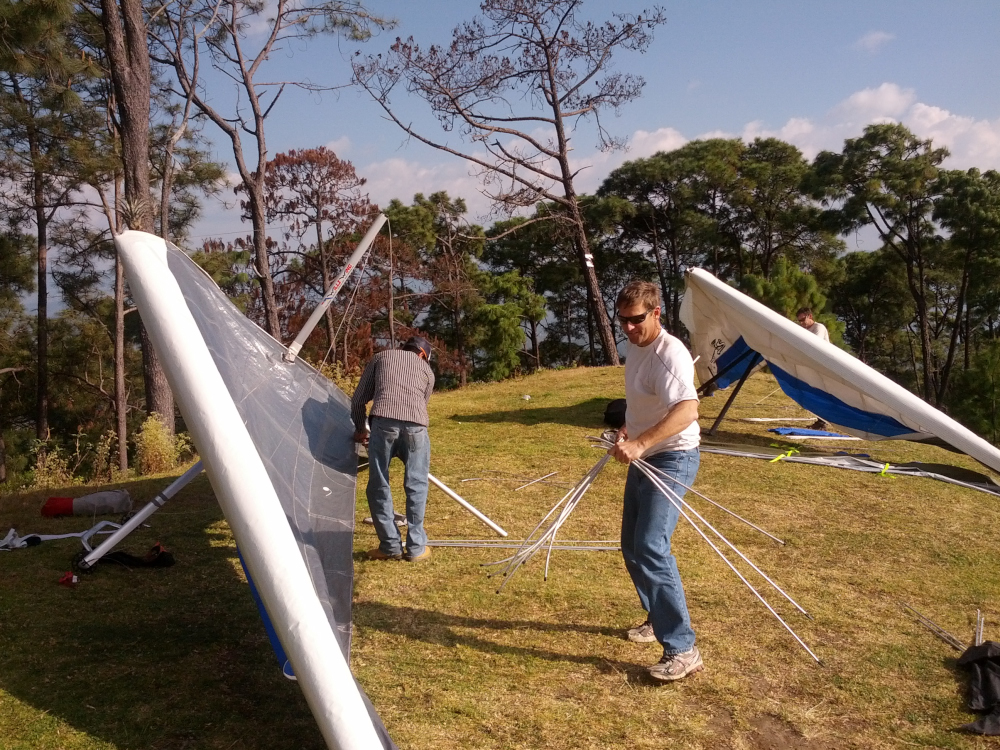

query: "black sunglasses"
(617, 310), (653, 326)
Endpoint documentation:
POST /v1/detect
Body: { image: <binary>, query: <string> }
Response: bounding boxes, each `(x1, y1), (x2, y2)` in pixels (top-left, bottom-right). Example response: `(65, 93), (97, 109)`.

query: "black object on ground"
(98, 542), (176, 568)
(603, 398), (626, 429)
(958, 641), (1000, 735)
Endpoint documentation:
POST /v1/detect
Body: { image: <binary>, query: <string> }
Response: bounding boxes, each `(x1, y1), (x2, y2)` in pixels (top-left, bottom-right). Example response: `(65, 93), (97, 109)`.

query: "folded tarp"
(958, 642), (1000, 735)
(768, 427), (856, 438)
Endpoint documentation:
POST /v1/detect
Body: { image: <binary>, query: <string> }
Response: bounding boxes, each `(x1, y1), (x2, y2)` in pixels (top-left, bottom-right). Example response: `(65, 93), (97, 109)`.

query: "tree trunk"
(529, 319), (540, 371)
(964, 305), (971, 371)
(937, 259), (970, 405)
(101, 0), (174, 432)
(34, 185), (48, 441)
(567, 207), (619, 365)
(248, 185), (281, 338)
(387, 239), (396, 349)
(551, 91), (618, 364)
(317, 224), (336, 358)
(0, 430), (6, 484)
(586, 297), (596, 364)
(114, 246), (128, 471)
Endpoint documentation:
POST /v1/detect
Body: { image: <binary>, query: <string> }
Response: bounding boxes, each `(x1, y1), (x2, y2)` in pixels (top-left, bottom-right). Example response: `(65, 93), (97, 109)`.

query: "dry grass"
(2, 367), (999, 749)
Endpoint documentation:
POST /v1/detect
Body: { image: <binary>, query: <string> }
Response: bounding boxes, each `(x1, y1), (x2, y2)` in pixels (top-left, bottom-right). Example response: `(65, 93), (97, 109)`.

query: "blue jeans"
(366, 416), (430, 557)
(621, 448), (700, 654)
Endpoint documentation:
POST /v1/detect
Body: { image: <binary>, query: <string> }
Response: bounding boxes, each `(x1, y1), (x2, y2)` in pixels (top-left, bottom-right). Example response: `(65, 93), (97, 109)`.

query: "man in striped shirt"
(351, 336), (435, 562)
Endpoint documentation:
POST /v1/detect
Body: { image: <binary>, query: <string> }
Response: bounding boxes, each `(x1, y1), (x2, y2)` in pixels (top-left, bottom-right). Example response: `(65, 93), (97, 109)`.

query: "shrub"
(30, 443), (82, 489)
(317, 360), (362, 396)
(136, 414), (185, 475)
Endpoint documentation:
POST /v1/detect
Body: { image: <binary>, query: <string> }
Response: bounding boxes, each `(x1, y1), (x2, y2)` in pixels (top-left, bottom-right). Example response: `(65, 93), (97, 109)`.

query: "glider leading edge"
(116, 230), (393, 750)
(680, 267), (1000, 475)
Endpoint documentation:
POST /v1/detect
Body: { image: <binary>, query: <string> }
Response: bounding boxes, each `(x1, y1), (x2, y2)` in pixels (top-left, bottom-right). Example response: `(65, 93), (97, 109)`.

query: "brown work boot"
(404, 547), (431, 562)
(648, 646), (704, 682)
(367, 547), (402, 561)
(626, 619), (657, 643)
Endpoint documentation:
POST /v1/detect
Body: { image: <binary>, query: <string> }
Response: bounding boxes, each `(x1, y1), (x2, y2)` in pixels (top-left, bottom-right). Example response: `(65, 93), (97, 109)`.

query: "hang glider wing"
(116, 230), (393, 750)
(679, 267), (1000, 475)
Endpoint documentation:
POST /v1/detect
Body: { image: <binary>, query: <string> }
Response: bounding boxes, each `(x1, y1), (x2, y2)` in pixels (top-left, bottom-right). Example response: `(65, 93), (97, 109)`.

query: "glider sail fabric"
(679, 267), (1000, 475)
(116, 231), (393, 750)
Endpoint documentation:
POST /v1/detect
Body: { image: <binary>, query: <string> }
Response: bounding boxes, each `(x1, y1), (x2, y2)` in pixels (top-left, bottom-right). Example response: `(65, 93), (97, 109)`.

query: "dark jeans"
(621, 448), (700, 654)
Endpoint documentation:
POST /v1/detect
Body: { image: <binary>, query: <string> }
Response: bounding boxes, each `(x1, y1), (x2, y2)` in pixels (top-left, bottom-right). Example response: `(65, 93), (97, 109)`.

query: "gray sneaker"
(648, 646), (704, 682)
(626, 619), (658, 643)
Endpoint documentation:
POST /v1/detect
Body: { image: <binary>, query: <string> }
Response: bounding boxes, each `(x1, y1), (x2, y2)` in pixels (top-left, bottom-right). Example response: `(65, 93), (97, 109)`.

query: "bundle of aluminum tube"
(485, 452), (614, 592)
(903, 602), (968, 651)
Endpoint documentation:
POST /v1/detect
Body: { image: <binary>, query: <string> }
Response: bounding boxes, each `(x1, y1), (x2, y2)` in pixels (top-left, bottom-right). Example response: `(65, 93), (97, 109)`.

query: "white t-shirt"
(807, 321), (830, 342)
(624, 328), (701, 455)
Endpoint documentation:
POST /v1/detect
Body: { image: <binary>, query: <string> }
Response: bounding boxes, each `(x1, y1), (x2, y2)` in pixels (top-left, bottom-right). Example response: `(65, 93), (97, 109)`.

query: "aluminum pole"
(284, 214), (388, 363)
(428, 472), (508, 537)
(77, 461), (205, 569)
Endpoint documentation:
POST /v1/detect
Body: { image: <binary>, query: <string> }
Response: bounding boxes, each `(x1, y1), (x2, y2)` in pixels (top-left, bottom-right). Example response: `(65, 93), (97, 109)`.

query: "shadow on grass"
(944, 654), (982, 731)
(0, 475), (324, 750)
(449, 397), (611, 428)
(354, 601), (642, 676)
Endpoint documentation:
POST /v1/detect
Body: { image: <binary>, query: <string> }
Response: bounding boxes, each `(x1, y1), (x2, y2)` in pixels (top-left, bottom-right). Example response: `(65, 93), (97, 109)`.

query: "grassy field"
(2, 366), (999, 749)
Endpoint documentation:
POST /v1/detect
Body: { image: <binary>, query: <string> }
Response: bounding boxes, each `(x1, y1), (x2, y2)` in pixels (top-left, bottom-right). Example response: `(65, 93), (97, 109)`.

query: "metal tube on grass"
(901, 603), (966, 651)
(428, 473), (508, 537)
(515, 471), (558, 491)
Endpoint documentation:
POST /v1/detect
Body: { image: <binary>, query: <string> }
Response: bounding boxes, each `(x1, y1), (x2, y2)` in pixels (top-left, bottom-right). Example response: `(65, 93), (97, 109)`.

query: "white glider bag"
(116, 231), (393, 750)
(680, 267), (1000, 475)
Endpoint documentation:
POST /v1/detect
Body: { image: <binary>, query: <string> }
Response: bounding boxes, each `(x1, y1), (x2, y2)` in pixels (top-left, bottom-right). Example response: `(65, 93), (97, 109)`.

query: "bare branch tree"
(150, 0), (391, 340)
(354, 0), (667, 364)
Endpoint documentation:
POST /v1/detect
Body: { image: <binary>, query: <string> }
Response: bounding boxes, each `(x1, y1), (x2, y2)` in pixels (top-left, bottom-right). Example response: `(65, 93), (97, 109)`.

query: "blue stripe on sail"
(239, 550), (292, 676)
(713, 337), (758, 389)
(769, 364), (913, 438)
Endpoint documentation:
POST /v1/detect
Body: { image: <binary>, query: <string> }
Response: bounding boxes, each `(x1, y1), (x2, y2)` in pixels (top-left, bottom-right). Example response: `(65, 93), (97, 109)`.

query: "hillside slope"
(1, 367), (997, 749)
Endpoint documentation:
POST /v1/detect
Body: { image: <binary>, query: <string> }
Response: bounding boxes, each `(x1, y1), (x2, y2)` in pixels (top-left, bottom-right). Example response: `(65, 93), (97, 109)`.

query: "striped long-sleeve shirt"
(351, 349), (435, 430)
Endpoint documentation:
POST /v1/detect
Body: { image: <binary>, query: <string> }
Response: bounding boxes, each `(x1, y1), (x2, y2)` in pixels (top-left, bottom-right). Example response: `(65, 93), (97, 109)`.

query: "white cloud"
(192, 85), (1000, 242)
(678, 83), (1000, 170)
(855, 31), (895, 53)
(628, 127), (689, 158)
(360, 156), (494, 219)
(830, 82), (916, 124)
(324, 136), (352, 156)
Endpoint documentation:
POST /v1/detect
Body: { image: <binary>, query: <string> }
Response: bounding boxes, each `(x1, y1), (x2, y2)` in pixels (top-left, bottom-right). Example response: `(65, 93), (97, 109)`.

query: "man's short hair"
(796, 307), (814, 318)
(402, 336), (432, 359)
(616, 281), (660, 311)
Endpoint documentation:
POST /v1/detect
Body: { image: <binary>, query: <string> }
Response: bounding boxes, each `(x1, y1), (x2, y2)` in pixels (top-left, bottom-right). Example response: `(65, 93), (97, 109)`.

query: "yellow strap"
(769, 448), (800, 463)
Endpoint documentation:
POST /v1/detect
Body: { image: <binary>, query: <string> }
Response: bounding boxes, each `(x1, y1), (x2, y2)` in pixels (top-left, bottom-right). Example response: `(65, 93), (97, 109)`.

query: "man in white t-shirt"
(609, 281), (703, 683)
(796, 307), (829, 342)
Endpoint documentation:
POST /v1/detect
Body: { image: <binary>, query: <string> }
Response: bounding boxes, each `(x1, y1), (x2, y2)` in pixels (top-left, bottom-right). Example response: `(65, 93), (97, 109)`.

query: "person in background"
(610, 280), (704, 683)
(796, 307), (829, 342)
(351, 336), (435, 562)
(796, 308), (831, 428)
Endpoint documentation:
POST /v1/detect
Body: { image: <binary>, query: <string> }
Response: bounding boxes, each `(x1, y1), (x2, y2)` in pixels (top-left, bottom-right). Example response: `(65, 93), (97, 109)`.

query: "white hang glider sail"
(116, 230), (393, 750)
(679, 267), (1000, 475)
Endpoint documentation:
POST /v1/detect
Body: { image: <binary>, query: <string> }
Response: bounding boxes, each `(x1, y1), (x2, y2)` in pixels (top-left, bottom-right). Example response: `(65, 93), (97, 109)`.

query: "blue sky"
(188, 0), (1000, 245)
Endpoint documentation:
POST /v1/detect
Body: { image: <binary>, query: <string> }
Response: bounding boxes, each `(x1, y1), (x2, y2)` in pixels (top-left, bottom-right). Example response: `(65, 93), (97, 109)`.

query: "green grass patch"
(1, 368), (998, 748)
